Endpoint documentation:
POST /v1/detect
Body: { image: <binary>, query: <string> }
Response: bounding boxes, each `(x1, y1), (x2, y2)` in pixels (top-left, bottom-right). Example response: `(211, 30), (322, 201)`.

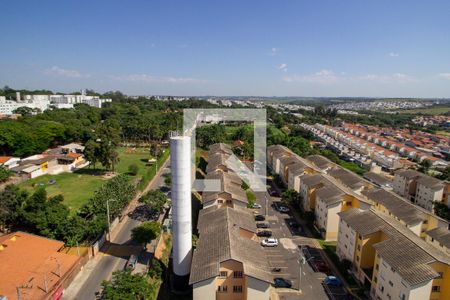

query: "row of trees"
(0, 92), (220, 158)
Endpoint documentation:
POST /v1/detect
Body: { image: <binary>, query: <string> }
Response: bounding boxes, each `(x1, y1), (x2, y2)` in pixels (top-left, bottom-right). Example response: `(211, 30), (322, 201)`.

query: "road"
(65, 161), (170, 300)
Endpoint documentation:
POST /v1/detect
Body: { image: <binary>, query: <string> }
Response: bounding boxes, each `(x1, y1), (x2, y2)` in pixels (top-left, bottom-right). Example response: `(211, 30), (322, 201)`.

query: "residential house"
(0, 232), (83, 300)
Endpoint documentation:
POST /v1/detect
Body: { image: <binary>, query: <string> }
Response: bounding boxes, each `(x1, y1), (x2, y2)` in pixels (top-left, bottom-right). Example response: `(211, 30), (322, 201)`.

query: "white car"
(252, 203), (262, 209)
(261, 238), (279, 247)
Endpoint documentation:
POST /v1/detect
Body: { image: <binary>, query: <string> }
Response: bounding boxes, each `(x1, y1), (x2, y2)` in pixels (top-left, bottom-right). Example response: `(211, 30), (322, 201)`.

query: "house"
(337, 209), (450, 300)
(190, 206), (272, 300)
(0, 156), (20, 169)
(0, 232), (82, 300)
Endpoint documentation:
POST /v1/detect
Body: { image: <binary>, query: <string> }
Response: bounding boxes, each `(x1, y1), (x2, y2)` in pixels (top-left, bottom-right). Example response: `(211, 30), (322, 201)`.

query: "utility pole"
(106, 199), (113, 241)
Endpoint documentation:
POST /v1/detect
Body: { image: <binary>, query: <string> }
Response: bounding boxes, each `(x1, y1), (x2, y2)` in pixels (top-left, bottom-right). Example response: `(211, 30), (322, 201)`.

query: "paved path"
(63, 159), (170, 300)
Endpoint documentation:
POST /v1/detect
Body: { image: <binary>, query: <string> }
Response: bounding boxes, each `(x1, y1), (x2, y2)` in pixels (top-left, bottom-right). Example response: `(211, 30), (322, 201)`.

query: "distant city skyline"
(1, 0), (450, 97)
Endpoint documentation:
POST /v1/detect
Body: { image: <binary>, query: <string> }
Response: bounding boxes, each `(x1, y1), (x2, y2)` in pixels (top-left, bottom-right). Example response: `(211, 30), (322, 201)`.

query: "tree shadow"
(74, 168), (106, 176)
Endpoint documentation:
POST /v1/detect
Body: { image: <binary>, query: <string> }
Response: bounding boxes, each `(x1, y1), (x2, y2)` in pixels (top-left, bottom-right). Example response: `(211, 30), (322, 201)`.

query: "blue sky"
(1, 0), (450, 97)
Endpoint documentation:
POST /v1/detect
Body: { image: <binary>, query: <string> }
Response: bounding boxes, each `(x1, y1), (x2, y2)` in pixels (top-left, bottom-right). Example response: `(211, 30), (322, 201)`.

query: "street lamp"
(106, 199), (116, 241)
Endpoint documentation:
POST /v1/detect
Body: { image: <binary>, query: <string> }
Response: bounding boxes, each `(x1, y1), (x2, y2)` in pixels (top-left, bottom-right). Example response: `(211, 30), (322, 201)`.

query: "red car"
(311, 260), (329, 273)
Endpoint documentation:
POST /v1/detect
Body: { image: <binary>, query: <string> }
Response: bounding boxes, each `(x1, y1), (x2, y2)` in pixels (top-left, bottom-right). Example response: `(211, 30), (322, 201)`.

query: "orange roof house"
(0, 232), (81, 300)
(0, 156), (12, 164)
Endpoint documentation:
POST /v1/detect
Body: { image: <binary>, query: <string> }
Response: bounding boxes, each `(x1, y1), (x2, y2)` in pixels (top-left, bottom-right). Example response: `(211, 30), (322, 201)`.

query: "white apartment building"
(0, 92), (111, 115)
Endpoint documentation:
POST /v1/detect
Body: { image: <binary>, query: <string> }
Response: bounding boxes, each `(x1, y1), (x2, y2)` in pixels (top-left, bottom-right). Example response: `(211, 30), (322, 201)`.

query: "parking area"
(252, 191), (328, 300)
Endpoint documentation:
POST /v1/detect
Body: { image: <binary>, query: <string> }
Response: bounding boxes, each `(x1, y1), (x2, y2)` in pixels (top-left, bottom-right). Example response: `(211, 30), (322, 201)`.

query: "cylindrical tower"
(170, 135), (192, 287)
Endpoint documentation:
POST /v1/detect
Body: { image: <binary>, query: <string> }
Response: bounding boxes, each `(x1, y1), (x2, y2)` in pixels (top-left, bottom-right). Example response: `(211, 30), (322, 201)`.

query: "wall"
(193, 277), (216, 300)
(246, 276), (270, 300)
(216, 260), (245, 300)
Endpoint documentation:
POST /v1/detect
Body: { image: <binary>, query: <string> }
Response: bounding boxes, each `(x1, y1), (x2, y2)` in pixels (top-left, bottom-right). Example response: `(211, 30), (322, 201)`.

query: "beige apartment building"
(362, 189), (448, 238)
(393, 169), (446, 211)
(315, 182), (372, 241)
(337, 208), (450, 300)
(190, 206), (272, 300)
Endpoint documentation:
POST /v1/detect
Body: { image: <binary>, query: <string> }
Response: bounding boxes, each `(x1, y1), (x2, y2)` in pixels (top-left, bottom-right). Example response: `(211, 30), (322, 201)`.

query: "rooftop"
(362, 188), (426, 226)
(426, 227), (450, 249)
(0, 232), (80, 300)
(189, 206), (272, 284)
(338, 209), (445, 286)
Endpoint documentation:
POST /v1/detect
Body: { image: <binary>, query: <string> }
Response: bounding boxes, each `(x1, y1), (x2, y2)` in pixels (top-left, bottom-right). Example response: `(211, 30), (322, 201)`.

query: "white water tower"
(170, 134), (192, 288)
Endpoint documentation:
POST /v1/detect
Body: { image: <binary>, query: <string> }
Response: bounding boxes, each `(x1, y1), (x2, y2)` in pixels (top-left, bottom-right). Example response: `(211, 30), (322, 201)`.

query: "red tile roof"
(0, 232), (80, 300)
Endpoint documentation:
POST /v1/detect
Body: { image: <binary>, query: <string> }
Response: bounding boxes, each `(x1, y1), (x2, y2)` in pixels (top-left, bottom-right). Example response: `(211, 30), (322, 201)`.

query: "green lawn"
(115, 147), (153, 177)
(18, 171), (106, 211)
(18, 147), (155, 212)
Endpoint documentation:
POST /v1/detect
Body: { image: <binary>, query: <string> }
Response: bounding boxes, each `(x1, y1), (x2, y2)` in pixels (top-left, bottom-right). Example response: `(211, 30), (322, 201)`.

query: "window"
(233, 271), (243, 278)
(388, 280), (393, 287)
(400, 293), (406, 300)
(218, 200), (223, 204)
(219, 271), (227, 278)
(379, 285), (384, 293)
(437, 272), (443, 279)
(233, 285), (243, 293)
(357, 245), (361, 251)
(375, 264), (379, 270)
(218, 286), (228, 293)
(432, 286), (441, 292)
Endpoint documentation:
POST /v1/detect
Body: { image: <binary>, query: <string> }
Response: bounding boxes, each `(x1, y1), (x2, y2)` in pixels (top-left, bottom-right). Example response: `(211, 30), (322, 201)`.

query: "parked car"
(252, 203), (262, 209)
(287, 219), (299, 229)
(255, 214), (265, 221)
(126, 254), (138, 270)
(278, 206), (290, 213)
(311, 260), (330, 273)
(257, 230), (272, 237)
(256, 222), (270, 228)
(273, 277), (292, 288)
(269, 188), (280, 197)
(272, 202), (281, 211)
(261, 238), (278, 247)
(323, 276), (343, 287)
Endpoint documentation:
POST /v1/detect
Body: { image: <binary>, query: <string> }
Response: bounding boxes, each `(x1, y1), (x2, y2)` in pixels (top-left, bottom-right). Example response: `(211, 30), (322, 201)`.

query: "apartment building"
(393, 169), (446, 211)
(425, 227), (450, 256)
(337, 209), (450, 300)
(267, 144), (320, 191)
(305, 154), (335, 172)
(363, 189), (449, 238)
(202, 171), (247, 209)
(190, 206), (272, 300)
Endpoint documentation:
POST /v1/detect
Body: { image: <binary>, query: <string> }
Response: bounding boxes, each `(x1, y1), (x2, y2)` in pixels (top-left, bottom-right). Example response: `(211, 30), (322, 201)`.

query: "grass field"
(18, 146), (157, 212)
(437, 131), (450, 137)
(115, 146), (153, 177)
(18, 171), (106, 211)
(398, 106), (450, 115)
